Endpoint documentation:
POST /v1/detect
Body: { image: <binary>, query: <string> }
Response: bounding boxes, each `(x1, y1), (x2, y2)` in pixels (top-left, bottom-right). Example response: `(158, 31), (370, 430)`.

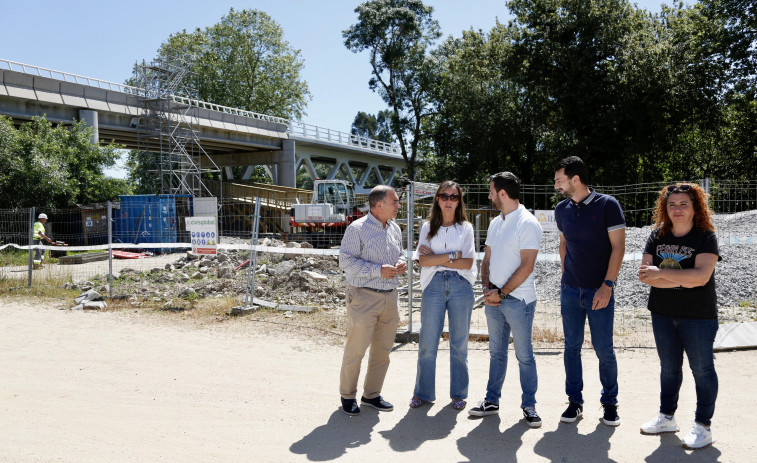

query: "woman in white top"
(410, 181), (477, 410)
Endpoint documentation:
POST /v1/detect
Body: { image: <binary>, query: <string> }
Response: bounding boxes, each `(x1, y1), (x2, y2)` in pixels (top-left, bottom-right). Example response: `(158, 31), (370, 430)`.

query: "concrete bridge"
(0, 59), (405, 194)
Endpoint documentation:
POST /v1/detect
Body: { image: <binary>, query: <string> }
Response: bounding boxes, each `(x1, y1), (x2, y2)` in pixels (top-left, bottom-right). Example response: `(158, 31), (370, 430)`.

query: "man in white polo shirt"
(468, 172), (543, 428)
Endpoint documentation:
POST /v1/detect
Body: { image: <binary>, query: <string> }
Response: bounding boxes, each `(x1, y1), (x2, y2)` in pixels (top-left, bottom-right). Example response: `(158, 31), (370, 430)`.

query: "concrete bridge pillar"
(277, 139), (296, 188)
(78, 110), (99, 144)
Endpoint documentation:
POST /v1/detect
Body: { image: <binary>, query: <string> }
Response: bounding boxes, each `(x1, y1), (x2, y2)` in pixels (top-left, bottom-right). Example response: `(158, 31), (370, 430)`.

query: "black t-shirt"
(643, 227), (721, 319)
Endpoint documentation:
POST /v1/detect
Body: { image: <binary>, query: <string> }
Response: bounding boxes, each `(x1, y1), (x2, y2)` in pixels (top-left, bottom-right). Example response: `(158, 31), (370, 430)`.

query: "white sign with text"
(534, 210), (558, 232)
(185, 217), (218, 255)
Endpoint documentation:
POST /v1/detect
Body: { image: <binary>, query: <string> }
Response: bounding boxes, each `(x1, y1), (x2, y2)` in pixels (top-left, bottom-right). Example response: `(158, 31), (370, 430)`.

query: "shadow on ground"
(378, 402), (458, 452)
(533, 419), (618, 462)
(289, 409), (379, 461)
(644, 432), (722, 463)
(457, 414), (528, 462)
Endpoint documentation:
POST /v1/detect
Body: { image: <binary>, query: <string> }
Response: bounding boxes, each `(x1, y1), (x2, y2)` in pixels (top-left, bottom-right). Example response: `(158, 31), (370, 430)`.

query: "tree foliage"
(350, 110), (395, 143)
(343, 0), (441, 181)
(136, 8), (311, 120)
(424, 0), (756, 185)
(127, 8), (311, 191)
(0, 116), (132, 210)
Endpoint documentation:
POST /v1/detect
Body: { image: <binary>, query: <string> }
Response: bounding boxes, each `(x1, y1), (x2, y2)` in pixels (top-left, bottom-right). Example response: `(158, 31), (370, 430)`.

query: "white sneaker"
(682, 422), (713, 449)
(640, 413), (679, 435)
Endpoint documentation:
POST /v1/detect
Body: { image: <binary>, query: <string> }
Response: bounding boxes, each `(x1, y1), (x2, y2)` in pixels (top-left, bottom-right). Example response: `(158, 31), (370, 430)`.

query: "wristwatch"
(448, 251), (454, 263)
(603, 279), (615, 289)
(498, 287), (508, 300)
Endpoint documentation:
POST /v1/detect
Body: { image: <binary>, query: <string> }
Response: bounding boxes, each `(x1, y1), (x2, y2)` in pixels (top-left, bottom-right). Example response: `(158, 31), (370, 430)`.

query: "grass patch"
(0, 249), (34, 267)
(532, 325), (564, 344)
(0, 248), (109, 268)
(0, 275), (79, 299)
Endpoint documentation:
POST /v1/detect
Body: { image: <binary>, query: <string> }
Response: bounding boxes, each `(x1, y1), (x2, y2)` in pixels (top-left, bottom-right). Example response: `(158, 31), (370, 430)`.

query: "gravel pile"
(533, 211), (757, 314)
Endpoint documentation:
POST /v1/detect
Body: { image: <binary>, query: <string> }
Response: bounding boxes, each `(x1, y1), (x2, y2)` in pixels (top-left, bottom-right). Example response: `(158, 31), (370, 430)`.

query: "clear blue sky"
(1, 0), (680, 176)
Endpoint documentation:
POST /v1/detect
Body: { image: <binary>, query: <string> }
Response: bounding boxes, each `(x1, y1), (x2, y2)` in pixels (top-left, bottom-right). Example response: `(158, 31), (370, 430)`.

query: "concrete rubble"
(62, 238), (363, 312)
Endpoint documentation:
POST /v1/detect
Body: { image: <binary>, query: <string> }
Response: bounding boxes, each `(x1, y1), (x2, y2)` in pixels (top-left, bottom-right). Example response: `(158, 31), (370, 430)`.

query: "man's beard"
(557, 186), (572, 199)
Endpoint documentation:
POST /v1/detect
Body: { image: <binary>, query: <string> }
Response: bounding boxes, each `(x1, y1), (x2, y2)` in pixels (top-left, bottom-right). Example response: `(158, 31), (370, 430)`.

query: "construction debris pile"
(65, 238), (376, 311)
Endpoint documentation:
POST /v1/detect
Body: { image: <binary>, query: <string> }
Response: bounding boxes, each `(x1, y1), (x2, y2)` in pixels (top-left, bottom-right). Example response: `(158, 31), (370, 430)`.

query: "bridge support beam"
(277, 139), (296, 188)
(78, 110), (99, 144)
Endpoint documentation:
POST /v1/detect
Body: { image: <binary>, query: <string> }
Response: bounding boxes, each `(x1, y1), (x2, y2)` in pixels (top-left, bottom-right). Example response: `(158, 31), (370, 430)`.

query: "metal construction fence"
(2, 178), (756, 348)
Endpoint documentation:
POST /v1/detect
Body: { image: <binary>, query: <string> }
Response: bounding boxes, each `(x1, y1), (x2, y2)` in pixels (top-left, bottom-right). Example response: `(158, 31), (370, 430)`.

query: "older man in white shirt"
(338, 185), (406, 416)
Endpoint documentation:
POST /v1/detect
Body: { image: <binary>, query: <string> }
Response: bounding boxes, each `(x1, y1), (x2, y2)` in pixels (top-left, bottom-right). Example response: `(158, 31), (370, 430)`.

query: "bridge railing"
(1, 57), (403, 154)
(170, 95), (290, 125)
(0, 58), (142, 95)
(288, 120), (402, 155)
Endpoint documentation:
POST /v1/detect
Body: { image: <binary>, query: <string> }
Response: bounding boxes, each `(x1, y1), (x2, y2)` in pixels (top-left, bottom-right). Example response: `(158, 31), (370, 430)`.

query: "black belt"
(361, 286), (395, 293)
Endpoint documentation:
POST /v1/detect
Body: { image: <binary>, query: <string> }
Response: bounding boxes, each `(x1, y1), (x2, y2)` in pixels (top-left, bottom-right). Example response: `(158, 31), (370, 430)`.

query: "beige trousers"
(339, 285), (399, 400)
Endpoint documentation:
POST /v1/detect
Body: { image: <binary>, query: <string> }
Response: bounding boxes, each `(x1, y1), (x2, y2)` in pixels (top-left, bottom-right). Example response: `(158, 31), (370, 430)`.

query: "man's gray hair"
(368, 185), (396, 208)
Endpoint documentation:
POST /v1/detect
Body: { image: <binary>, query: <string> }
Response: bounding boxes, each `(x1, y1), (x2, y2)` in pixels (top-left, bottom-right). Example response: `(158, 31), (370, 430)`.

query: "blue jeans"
(651, 312), (718, 426)
(561, 284), (618, 405)
(413, 271), (474, 401)
(484, 296), (538, 408)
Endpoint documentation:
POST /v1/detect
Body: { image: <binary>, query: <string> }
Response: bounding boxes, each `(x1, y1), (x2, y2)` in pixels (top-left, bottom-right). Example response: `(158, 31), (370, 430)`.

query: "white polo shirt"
(485, 204), (542, 304)
(413, 221), (476, 290)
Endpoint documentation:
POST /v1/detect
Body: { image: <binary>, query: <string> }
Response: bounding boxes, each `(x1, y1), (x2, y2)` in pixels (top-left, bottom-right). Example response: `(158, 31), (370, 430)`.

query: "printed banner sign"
(534, 210), (558, 232)
(185, 217), (218, 255)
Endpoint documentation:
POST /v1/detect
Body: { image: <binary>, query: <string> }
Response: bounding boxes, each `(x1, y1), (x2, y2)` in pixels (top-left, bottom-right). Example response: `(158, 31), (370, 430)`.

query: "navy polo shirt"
(555, 189), (625, 289)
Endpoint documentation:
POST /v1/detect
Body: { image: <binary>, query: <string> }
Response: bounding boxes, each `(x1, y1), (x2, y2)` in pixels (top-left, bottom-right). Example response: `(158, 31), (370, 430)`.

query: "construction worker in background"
(33, 213), (53, 268)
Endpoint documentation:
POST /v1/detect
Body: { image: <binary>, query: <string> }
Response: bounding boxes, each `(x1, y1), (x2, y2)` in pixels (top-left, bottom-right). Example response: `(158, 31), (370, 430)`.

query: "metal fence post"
(406, 183), (414, 334)
(108, 201), (113, 299)
(475, 214), (481, 279)
(28, 207), (35, 287)
(244, 197), (262, 306)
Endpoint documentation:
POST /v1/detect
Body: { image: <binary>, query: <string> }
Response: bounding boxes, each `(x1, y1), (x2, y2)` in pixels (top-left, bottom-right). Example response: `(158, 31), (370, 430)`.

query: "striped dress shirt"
(339, 212), (405, 290)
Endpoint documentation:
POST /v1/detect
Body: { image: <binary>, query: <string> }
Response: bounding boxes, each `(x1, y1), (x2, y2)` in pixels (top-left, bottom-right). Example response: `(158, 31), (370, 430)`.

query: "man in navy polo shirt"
(553, 156), (625, 426)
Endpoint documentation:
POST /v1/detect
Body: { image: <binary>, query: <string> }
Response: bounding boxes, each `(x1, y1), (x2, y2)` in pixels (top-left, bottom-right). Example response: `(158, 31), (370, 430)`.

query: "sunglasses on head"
(666, 184), (692, 193)
(438, 193), (460, 201)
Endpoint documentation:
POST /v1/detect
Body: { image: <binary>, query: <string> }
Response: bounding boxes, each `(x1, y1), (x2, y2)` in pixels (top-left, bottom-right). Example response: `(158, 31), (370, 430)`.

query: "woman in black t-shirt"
(637, 183), (721, 450)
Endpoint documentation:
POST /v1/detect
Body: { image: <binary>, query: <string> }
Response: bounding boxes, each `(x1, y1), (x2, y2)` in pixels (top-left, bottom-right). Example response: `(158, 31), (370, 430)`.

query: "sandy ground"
(1, 300), (755, 463)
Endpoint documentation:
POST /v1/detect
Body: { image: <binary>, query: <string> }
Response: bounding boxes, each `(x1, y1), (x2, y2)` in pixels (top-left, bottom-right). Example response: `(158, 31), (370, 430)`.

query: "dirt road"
(1, 300), (754, 462)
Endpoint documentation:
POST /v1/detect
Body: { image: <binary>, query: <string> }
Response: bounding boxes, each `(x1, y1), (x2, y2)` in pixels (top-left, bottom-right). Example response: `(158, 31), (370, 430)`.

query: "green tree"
(0, 116), (132, 210)
(429, 2), (663, 184)
(124, 150), (160, 195)
(423, 0), (754, 185)
(343, 0), (441, 181)
(506, 0), (682, 184)
(656, 1), (756, 179)
(700, 0), (756, 94)
(143, 8), (311, 119)
(128, 8), (311, 191)
(429, 25), (548, 184)
(350, 109), (395, 143)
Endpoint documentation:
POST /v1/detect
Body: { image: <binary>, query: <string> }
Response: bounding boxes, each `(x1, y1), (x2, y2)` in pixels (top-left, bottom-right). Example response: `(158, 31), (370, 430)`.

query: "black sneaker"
(560, 402), (583, 423)
(360, 395), (393, 411)
(602, 404), (620, 426)
(468, 400), (499, 417)
(341, 397), (360, 416)
(522, 406), (542, 428)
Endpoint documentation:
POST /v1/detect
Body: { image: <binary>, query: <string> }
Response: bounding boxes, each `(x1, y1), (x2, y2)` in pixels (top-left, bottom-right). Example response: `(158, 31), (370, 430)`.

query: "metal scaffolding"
(134, 56), (220, 197)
